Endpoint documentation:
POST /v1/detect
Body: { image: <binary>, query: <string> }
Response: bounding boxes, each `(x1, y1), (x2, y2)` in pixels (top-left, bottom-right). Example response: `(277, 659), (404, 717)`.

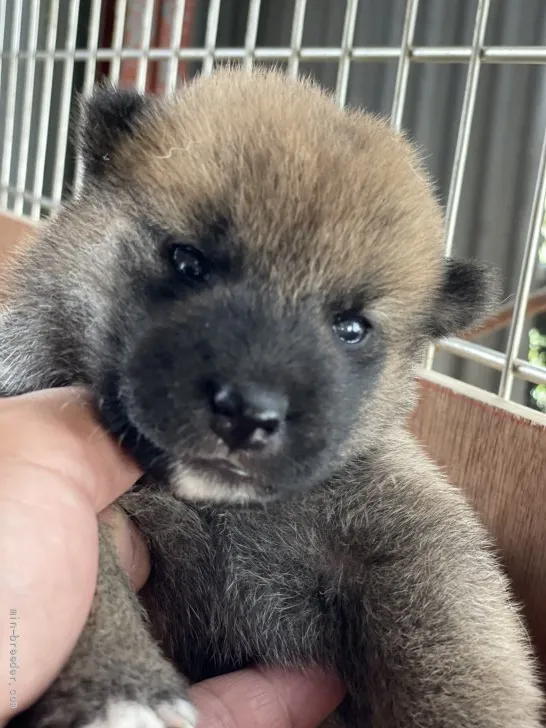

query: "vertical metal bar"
(443, 0), (490, 257)
(31, 0), (59, 219)
(202, 0), (222, 76)
(83, 0), (102, 96)
(165, 0), (186, 92)
(51, 0), (80, 205)
(243, 0), (262, 72)
(109, 0), (128, 84)
(425, 0), (490, 370)
(390, 0), (419, 132)
(136, 0), (156, 92)
(13, 0), (40, 215)
(335, 0), (359, 107)
(0, 0), (23, 209)
(0, 0), (7, 83)
(287, 0), (307, 79)
(74, 0), (103, 192)
(498, 127), (546, 400)
(81, 0), (102, 96)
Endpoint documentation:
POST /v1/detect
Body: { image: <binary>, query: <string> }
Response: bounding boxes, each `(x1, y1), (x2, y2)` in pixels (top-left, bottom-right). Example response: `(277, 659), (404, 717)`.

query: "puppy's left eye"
(170, 244), (211, 283)
(333, 313), (372, 345)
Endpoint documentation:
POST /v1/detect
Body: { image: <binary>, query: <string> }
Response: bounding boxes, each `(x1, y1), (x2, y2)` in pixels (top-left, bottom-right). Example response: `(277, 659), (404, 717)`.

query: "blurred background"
(0, 0), (545, 414)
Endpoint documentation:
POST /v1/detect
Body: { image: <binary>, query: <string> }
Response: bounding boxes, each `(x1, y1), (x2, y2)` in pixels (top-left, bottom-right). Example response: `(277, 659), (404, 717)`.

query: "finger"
(0, 460), (99, 721)
(0, 387), (141, 512)
(189, 667), (346, 728)
(99, 506), (151, 591)
(0, 389), (142, 722)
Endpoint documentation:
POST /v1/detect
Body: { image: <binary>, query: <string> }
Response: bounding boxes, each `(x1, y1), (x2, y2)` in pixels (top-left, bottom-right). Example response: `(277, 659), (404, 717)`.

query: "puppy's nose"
(209, 382), (288, 451)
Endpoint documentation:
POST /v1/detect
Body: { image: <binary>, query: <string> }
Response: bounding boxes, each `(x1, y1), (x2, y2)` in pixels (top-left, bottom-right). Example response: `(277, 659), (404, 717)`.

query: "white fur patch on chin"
(84, 698), (198, 728)
(171, 467), (258, 503)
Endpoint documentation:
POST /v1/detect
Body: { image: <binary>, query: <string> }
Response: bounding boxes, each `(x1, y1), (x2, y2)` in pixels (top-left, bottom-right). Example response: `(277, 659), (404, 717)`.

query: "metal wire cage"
(1, 0), (546, 417)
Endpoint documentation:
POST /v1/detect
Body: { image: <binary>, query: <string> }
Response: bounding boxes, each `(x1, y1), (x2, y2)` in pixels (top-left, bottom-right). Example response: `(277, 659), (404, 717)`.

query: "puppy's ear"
(426, 258), (501, 339)
(75, 83), (152, 178)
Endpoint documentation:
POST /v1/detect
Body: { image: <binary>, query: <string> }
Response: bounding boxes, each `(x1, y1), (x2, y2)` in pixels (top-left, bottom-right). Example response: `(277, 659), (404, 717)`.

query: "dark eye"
(170, 244), (211, 283)
(332, 313), (372, 345)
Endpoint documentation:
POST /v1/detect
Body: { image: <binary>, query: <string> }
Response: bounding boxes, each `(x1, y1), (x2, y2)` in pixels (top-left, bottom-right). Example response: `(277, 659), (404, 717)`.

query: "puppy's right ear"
(75, 84), (152, 179)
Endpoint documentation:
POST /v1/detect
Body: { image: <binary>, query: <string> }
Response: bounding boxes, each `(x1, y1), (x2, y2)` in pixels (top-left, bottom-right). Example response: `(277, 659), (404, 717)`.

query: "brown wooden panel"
(411, 375), (546, 670)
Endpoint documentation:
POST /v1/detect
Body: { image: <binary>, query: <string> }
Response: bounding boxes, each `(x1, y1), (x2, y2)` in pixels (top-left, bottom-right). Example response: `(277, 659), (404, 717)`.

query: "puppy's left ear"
(426, 258), (501, 339)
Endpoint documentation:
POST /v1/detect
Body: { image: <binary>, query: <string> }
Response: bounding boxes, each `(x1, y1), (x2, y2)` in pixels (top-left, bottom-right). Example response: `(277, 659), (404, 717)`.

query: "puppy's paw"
(83, 698), (198, 728)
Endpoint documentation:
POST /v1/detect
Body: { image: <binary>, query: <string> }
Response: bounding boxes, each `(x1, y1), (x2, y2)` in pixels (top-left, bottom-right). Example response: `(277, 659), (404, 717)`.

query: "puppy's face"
(0, 70), (497, 503)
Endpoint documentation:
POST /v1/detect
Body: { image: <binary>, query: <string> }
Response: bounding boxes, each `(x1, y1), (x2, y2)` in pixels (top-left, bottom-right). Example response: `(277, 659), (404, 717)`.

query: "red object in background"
(98, 0), (198, 92)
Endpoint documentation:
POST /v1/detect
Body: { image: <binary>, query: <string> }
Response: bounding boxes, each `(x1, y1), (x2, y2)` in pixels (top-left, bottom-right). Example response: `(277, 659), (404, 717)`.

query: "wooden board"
(410, 371), (546, 670)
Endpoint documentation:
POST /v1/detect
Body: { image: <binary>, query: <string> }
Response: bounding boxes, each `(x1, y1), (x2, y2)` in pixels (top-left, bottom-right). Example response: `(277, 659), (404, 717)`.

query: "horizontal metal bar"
(2, 46), (546, 64)
(436, 337), (546, 386)
(0, 185), (56, 210)
(482, 47), (546, 63)
(436, 337), (505, 370)
(513, 359), (546, 388)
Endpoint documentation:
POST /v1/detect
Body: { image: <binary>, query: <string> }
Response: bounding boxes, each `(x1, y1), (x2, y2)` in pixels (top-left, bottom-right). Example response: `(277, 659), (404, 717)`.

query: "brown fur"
(1, 69), (542, 727)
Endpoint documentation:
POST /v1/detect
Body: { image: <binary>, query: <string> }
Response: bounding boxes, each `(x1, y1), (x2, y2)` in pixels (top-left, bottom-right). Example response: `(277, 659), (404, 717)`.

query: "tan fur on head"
(113, 69), (444, 320)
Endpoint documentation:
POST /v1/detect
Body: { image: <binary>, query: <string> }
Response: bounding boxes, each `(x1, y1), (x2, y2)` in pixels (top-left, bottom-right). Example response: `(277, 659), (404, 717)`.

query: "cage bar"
(443, 0), (491, 258)
(390, 0), (419, 132)
(135, 0), (156, 92)
(424, 0), (491, 371)
(435, 338), (546, 387)
(73, 0), (104, 191)
(202, 0), (222, 76)
(0, 0), (23, 209)
(4, 45), (546, 65)
(82, 0), (103, 97)
(50, 0), (80, 204)
(30, 0), (58, 219)
(0, 0), (6, 82)
(498, 126), (546, 399)
(335, 0), (359, 107)
(0, 184), (56, 210)
(165, 0), (186, 92)
(287, 0), (307, 79)
(13, 0), (39, 216)
(108, 0), (128, 84)
(243, 0), (262, 72)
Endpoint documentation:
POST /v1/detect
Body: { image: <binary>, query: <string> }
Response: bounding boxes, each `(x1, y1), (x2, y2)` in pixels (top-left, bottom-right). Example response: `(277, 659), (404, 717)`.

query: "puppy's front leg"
(9, 523), (196, 728)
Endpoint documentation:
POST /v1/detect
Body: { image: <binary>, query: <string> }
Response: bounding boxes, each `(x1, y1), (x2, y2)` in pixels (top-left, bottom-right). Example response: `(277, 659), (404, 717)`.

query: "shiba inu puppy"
(1, 69), (542, 727)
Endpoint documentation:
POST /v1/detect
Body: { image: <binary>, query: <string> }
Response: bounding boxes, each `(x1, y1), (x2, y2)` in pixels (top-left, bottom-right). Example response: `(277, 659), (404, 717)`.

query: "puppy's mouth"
(97, 378), (262, 499)
(190, 456), (252, 481)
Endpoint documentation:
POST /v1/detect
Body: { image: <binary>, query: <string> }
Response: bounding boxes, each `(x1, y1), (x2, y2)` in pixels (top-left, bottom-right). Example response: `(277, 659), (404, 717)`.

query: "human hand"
(0, 388), (345, 727)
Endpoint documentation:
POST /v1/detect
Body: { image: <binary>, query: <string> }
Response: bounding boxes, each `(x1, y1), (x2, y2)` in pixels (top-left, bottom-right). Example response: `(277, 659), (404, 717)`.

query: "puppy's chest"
(135, 499), (340, 681)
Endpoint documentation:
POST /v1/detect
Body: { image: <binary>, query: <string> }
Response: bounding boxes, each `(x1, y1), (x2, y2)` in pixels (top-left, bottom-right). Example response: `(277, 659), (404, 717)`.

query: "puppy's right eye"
(170, 244), (212, 284)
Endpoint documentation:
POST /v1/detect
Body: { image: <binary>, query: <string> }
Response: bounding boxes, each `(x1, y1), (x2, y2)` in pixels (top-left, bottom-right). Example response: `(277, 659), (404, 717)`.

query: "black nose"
(209, 382), (288, 451)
